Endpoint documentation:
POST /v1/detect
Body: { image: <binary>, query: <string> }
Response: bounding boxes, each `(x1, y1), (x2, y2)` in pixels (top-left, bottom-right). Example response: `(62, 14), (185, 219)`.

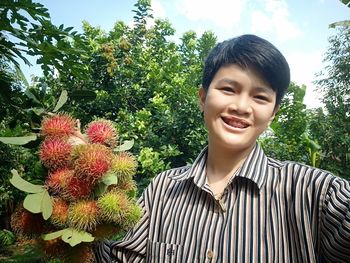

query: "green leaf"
(70, 90), (97, 101)
(53, 89), (68, 112)
(9, 169), (44, 193)
(43, 229), (66, 240)
(41, 190), (53, 220)
(59, 228), (94, 247)
(94, 182), (108, 197)
(101, 172), (118, 186)
(24, 89), (41, 105)
(114, 139), (134, 152)
(0, 135), (37, 145)
(23, 192), (45, 213)
(23, 190), (53, 219)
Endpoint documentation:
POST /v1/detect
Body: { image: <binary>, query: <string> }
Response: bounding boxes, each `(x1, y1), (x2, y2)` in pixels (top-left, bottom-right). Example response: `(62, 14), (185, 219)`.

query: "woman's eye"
(255, 95), (269, 101)
(222, 87), (234, 92)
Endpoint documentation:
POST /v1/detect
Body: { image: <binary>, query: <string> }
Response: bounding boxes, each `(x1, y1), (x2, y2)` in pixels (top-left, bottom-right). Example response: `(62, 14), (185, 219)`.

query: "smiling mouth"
(222, 117), (250, 129)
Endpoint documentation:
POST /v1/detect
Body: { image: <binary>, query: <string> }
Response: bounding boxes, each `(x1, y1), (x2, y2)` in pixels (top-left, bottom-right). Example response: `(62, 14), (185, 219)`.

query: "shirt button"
(207, 249), (214, 259)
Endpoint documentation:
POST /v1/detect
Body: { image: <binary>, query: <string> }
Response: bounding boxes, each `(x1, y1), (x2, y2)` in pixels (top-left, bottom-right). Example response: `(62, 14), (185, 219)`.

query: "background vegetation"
(0, 0), (349, 261)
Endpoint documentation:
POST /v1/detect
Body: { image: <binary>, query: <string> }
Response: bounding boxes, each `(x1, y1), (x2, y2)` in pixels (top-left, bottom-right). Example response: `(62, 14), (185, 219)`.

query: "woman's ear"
(268, 106), (279, 126)
(198, 86), (206, 112)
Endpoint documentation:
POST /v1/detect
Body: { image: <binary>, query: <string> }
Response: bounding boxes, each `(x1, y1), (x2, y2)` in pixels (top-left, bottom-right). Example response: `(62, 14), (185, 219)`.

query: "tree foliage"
(313, 26), (350, 178)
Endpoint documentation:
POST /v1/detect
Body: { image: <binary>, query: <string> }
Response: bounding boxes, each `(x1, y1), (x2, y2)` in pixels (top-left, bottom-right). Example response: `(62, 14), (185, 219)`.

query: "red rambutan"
(50, 198), (70, 227)
(39, 137), (72, 170)
(46, 168), (74, 194)
(41, 114), (76, 137)
(10, 204), (46, 237)
(73, 144), (113, 181)
(85, 119), (118, 147)
(64, 176), (95, 201)
(68, 200), (99, 231)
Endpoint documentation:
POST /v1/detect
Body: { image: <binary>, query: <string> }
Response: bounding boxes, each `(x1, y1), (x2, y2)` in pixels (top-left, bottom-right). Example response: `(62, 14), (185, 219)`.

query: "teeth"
(224, 118), (249, 128)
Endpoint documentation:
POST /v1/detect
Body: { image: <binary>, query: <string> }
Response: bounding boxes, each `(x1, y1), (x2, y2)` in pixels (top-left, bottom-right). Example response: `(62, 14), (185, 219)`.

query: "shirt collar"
(169, 143), (269, 190)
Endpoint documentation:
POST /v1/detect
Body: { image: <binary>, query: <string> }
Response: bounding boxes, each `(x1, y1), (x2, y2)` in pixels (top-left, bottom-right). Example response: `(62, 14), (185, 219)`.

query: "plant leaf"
(0, 135), (37, 145)
(70, 229), (94, 246)
(61, 229), (74, 243)
(41, 190), (53, 220)
(9, 169), (44, 193)
(101, 172), (118, 186)
(94, 182), (108, 197)
(23, 192), (45, 213)
(53, 89), (68, 112)
(114, 139), (134, 152)
(43, 229), (67, 240)
(59, 228), (94, 247)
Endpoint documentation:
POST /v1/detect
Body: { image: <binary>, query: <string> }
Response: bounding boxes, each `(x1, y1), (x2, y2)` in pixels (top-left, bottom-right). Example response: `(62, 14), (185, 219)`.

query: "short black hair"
(202, 34), (290, 106)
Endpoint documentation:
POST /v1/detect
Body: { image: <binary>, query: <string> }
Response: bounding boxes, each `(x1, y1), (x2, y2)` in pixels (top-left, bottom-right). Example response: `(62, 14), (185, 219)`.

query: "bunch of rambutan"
(10, 114), (141, 263)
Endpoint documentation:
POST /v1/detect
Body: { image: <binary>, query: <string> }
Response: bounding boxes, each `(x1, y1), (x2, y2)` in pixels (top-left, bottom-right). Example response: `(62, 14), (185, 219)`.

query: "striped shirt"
(96, 143), (350, 262)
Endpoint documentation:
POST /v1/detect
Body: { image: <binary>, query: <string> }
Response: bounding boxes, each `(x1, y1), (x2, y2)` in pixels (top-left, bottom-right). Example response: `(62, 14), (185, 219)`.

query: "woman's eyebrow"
(216, 78), (238, 86)
(255, 86), (275, 94)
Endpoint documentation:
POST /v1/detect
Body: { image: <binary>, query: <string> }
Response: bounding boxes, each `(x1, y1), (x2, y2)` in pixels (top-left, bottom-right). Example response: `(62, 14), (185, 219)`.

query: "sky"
(22, 0), (350, 108)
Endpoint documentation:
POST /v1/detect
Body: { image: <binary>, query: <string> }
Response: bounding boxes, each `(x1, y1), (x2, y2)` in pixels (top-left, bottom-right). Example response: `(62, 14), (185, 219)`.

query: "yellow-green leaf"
(10, 169), (44, 193)
(0, 135), (37, 145)
(101, 172), (118, 186)
(41, 190), (53, 220)
(53, 89), (68, 112)
(43, 229), (66, 240)
(114, 139), (134, 152)
(60, 228), (94, 247)
(23, 192), (45, 213)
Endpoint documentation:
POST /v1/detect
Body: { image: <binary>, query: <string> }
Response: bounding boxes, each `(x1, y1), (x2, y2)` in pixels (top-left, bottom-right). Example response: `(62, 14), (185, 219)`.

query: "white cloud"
(176, 0), (247, 29)
(151, 0), (166, 18)
(250, 0), (302, 42)
(285, 49), (325, 108)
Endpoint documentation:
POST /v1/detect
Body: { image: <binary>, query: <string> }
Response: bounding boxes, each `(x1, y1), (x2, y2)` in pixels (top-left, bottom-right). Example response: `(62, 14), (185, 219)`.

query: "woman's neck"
(206, 141), (254, 196)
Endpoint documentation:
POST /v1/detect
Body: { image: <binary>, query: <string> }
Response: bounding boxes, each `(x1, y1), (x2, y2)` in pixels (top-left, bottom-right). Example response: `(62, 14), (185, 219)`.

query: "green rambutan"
(122, 203), (143, 229)
(50, 198), (69, 227)
(41, 114), (76, 137)
(63, 176), (95, 201)
(46, 168), (74, 194)
(97, 191), (129, 223)
(111, 152), (137, 182)
(10, 204), (46, 237)
(85, 119), (118, 147)
(39, 137), (72, 170)
(73, 144), (113, 181)
(68, 200), (99, 231)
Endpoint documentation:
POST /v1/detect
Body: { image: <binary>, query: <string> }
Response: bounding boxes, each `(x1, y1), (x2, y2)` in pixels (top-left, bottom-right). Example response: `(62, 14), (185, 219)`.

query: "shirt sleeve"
(95, 189), (150, 263)
(320, 176), (350, 262)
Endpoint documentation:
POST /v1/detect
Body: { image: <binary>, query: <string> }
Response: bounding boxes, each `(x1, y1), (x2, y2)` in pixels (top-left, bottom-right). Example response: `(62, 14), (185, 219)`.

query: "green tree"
(312, 26), (350, 178)
(41, 0), (216, 190)
(260, 82), (312, 164)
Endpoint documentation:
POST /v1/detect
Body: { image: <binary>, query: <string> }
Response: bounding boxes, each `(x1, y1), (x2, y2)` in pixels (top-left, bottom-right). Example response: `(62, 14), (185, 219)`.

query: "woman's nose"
(228, 95), (252, 115)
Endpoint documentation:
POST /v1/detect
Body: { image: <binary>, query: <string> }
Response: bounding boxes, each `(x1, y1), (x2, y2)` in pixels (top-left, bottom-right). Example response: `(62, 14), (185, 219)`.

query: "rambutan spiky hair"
(73, 144), (113, 181)
(111, 152), (137, 182)
(50, 198), (70, 227)
(63, 176), (95, 201)
(39, 137), (72, 170)
(46, 168), (74, 194)
(97, 191), (129, 223)
(41, 114), (76, 137)
(85, 119), (118, 147)
(68, 200), (100, 231)
(10, 204), (46, 237)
